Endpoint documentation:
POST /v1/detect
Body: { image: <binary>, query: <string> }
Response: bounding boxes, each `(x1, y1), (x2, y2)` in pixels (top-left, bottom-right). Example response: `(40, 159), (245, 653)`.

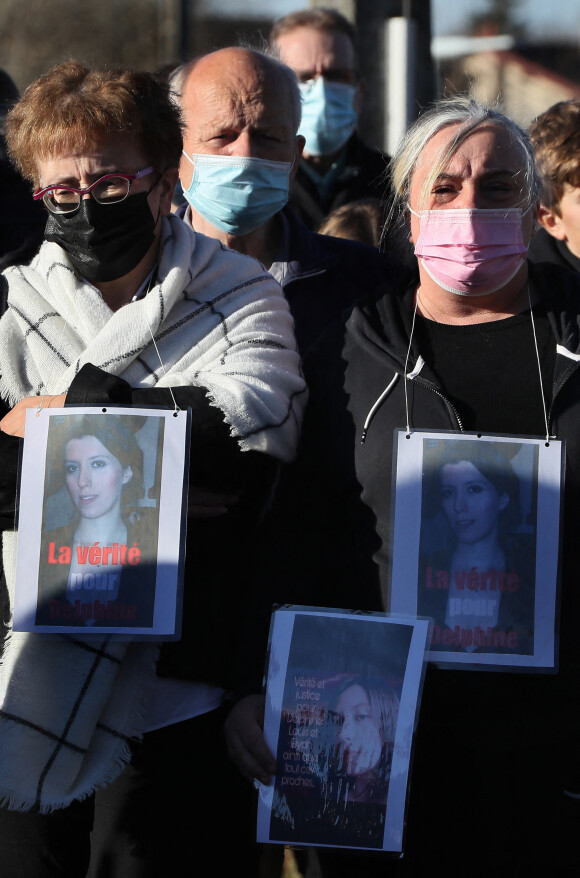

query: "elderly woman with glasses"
(0, 60), (304, 878)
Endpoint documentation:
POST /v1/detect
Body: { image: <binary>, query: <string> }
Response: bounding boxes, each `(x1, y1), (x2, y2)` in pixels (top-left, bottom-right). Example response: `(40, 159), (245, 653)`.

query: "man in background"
(270, 8), (392, 233)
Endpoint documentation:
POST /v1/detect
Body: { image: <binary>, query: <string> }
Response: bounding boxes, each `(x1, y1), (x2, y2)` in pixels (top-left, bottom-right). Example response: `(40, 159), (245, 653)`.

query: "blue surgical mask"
(298, 77), (358, 157)
(181, 152), (292, 236)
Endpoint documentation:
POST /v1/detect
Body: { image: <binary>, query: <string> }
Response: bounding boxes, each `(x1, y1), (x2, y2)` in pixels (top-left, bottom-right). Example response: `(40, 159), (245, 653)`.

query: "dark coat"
(177, 202), (405, 355)
(276, 263), (580, 627)
(288, 133), (391, 231)
(262, 260), (580, 869)
(527, 225), (580, 273)
(276, 206), (403, 354)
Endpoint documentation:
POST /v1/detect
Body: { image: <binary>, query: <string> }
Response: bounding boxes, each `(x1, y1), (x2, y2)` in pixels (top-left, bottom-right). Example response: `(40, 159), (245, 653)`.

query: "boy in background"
(529, 99), (580, 271)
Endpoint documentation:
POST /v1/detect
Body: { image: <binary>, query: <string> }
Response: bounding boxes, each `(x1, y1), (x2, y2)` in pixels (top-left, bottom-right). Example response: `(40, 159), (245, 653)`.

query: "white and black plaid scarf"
(0, 214), (305, 811)
(0, 213), (304, 461)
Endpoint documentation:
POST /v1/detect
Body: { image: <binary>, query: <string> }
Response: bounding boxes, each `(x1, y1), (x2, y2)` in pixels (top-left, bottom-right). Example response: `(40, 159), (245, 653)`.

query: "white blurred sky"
(201, 0), (580, 39)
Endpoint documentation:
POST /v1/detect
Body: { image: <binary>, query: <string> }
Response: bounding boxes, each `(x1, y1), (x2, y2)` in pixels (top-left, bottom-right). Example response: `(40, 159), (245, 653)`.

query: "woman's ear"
(122, 465), (133, 485)
(498, 491), (509, 512)
(406, 207), (414, 244)
(158, 168), (180, 216)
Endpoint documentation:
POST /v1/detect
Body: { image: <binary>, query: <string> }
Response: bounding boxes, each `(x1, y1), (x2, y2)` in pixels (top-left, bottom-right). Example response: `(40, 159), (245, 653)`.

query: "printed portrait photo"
(268, 613), (412, 850)
(35, 412), (164, 629)
(417, 437), (538, 656)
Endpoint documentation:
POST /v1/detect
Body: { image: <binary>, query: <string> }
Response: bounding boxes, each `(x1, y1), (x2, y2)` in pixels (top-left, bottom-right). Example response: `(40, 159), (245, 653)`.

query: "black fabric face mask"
(44, 192), (157, 284)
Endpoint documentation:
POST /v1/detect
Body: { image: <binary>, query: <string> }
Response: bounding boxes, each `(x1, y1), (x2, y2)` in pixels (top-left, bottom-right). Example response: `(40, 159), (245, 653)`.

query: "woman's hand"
(0, 394), (67, 438)
(224, 694), (277, 785)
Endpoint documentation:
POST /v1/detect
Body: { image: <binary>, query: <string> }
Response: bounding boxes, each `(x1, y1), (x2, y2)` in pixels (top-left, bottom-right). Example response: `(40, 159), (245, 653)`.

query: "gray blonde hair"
(389, 96), (541, 223)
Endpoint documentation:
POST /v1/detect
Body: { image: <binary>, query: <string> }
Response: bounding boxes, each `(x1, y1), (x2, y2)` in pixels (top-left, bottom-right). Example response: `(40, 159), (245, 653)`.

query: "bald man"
(177, 47), (400, 354)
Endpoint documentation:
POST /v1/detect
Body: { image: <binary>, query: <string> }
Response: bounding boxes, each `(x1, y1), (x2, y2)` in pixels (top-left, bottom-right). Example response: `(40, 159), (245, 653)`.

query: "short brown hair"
(6, 60), (183, 185)
(529, 100), (580, 210)
(270, 8), (357, 48)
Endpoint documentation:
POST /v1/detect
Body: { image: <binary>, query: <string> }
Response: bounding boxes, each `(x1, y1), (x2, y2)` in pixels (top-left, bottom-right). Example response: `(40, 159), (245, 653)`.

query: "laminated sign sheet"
(389, 430), (564, 671)
(13, 406), (190, 639)
(257, 607), (429, 853)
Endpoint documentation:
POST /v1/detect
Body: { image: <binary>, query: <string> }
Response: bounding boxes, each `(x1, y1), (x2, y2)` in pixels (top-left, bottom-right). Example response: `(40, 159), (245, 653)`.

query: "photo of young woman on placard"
(418, 438), (537, 654)
(269, 613), (411, 850)
(36, 413), (163, 628)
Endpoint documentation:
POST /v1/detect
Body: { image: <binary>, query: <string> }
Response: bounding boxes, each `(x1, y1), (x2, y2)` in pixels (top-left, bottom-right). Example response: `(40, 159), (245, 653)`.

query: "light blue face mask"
(298, 77), (358, 157)
(181, 152), (292, 236)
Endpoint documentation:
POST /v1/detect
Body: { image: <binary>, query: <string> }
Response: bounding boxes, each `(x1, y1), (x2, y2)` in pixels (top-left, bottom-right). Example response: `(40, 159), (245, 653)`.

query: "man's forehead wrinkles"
(189, 88), (241, 130)
(200, 81), (265, 117)
(233, 88), (266, 118)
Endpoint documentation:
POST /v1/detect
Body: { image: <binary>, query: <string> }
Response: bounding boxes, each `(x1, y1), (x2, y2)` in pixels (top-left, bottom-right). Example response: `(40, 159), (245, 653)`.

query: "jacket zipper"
(419, 382), (465, 432)
(360, 373), (464, 443)
(362, 345), (580, 445)
(548, 358), (580, 433)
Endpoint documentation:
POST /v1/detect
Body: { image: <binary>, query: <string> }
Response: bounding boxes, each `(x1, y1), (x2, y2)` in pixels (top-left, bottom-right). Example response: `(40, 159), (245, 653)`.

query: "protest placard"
(257, 607), (428, 852)
(389, 430), (563, 669)
(13, 406), (189, 638)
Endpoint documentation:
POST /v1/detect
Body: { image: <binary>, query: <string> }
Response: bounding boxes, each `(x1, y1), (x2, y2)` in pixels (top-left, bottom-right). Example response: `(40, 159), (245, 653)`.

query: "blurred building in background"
(1, 0), (580, 148)
(0, 0), (432, 156)
(463, 49), (580, 126)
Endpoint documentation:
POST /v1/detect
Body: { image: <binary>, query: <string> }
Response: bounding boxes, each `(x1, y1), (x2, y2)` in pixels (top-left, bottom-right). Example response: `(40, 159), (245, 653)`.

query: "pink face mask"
(412, 208), (529, 297)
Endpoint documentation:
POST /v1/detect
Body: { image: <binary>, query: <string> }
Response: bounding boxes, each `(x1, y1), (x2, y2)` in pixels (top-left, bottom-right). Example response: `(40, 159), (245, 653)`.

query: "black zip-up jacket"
(264, 260), (580, 869)
(282, 262), (580, 628)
